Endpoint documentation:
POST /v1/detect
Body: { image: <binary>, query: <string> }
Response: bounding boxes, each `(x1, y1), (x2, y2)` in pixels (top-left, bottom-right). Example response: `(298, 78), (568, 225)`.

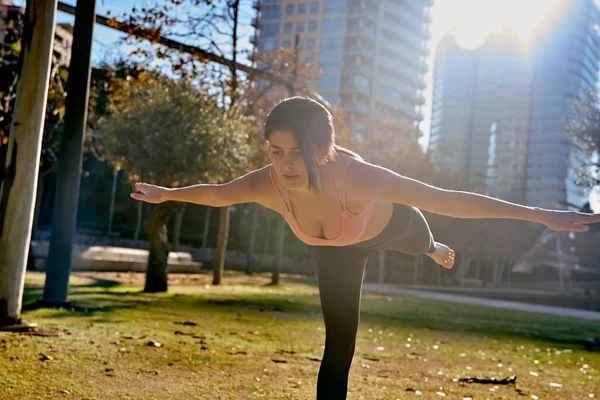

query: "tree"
(566, 89), (600, 193)
(97, 76), (252, 292)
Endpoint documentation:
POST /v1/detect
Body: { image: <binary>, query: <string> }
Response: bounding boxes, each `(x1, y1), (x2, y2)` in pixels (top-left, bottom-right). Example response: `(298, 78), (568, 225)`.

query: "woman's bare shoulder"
(243, 164), (285, 211)
(344, 157), (394, 193)
(244, 164), (274, 192)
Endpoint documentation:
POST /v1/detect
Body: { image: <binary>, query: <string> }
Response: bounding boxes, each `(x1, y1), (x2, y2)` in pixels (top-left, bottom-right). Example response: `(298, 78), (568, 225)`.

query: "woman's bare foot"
(426, 242), (455, 269)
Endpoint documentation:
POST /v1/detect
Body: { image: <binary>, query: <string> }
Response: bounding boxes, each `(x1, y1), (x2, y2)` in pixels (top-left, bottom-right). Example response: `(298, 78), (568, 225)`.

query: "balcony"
(340, 79), (370, 96)
(342, 102), (370, 115)
(342, 64), (373, 79)
(251, 17), (259, 27)
(344, 43), (375, 59)
(252, 0), (260, 10)
(346, 24), (377, 42)
(422, 27), (432, 40)
(250, 34), (258, 45)
(348, 7), (378, 22)
(419, 60), (428, 73)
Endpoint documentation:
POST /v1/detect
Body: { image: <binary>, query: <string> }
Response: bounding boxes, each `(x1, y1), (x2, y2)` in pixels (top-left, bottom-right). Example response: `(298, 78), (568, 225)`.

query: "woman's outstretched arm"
(354, 161), (600, 233)
(130, 166), (268, 207)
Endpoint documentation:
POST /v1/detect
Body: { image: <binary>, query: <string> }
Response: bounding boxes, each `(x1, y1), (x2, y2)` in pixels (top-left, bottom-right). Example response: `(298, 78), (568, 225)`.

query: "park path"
(363, 283), (600, 321)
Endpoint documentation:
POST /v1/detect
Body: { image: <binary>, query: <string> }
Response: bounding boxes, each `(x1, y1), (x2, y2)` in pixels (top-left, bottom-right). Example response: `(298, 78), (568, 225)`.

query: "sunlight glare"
(443, 0), (567, 49)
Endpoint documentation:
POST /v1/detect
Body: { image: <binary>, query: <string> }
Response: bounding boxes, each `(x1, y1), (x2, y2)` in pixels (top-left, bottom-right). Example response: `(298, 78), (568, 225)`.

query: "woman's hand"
(130, 182), (171, 204)
(537, 208), (600, 232)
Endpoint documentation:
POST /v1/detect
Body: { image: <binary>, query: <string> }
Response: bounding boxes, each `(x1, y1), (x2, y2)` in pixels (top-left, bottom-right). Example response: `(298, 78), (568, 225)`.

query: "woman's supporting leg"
(315, 246), (369, 400)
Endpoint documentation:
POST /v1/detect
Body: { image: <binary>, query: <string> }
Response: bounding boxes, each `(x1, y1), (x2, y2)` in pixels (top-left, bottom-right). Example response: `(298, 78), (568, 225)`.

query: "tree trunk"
(43, 0), (96, 305)
(271, 215), (286, 285)
(377, 251), (386, 284)
(171, 203), (186, 252)
(212, 206), (230, 285)
(134, 200), (143, 240)
(263, 215), (272, 253)
(246, 202), (259, 275)
(0, 0), (57, 327)
(201, 206), (212, 250)
(107, 167), (119, 235)
(144, 202), (179, 293)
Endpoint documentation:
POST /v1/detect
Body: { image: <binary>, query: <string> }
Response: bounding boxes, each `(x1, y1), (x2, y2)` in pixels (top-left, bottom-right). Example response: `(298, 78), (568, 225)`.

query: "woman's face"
(267, 130), (309, 191)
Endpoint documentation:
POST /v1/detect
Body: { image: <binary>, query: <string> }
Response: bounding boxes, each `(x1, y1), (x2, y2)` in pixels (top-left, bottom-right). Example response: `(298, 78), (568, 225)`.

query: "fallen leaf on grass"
(39, 354), (53, 361)
(174, 321), (197, 326)
(549, 382), (562, 388)
(460, 375), (516, 385)
(174, 331), (195, 336)
(147, 341), (162, 347)
(363, 355), (380, 361)
(275, 349), (296, 355)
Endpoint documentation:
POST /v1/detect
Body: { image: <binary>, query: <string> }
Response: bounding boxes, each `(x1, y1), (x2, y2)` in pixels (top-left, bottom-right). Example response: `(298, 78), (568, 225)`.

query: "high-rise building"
(429, 0), (600, 210)
(54, 23), (73, 67)
(0, 1), (73, 67)
(252, 0), (432, 131)
(525, 0), (600, 210)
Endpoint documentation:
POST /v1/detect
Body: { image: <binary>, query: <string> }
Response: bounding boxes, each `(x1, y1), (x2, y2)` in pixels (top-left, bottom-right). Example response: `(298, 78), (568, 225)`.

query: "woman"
(131, 97), (600, 399)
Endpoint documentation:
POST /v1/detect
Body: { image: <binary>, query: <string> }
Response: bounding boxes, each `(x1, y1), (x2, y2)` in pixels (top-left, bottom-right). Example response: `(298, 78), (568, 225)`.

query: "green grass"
(1, 271), (599, 400)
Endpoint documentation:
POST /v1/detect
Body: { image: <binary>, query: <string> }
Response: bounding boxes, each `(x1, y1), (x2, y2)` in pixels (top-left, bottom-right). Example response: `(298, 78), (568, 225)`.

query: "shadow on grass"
(21, 276), (600, 350)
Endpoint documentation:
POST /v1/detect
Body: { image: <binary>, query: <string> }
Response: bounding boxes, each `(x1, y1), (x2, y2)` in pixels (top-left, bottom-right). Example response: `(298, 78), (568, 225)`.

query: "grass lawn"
(1, 271), (599, 400)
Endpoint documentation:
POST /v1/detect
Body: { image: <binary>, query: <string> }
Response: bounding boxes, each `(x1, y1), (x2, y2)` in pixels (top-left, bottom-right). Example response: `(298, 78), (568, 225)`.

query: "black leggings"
(315, 203), (435, 399)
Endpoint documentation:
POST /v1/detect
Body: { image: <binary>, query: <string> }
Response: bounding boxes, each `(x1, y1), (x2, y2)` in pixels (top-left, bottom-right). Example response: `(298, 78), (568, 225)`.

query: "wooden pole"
(0, 0), (58, 327)
(43, 0), (96, 305)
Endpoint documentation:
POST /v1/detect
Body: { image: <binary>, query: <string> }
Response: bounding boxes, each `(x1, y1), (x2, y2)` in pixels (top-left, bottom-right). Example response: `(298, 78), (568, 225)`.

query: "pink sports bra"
(268, 162), (375, 247)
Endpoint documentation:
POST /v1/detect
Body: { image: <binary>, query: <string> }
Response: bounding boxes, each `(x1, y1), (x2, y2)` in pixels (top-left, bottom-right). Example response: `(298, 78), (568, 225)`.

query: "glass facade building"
(252, 0), (433, 129)
(430, 0), (600, 210)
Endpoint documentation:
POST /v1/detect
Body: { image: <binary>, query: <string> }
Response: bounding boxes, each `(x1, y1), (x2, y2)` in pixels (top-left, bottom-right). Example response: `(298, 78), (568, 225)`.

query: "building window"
(286, 4), (294, 15)
(284, 23), (293, 34)
(298, 3), (307, 15)
(310, 2), (319, 14)
(318, 73), (340, 90)
(306, 39), (316, 51)
(322, 17), (345, 33)
(283, 40), (292, 49)
(261, 23), (280, 38)
(324, 0), (346, 15)
(320, 36), (344, 52)
(259, 39), (278, 51)
(308, 20), (317, 32)
(296, 21), (305, 33)
(262, 5), (281, 20)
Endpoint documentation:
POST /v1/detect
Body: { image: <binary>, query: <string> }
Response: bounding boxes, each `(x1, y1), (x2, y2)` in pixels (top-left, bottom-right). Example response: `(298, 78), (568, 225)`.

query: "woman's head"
(264, 97), (336, 191)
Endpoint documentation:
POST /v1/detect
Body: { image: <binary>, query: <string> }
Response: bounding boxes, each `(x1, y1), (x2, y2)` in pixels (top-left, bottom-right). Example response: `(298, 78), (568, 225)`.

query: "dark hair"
(264, 96), (362, 191)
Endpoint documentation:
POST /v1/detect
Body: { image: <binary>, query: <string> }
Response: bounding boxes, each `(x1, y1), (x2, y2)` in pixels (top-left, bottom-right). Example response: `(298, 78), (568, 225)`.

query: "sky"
(19, 0), (599, 210)
(49, 0), (566, 139)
